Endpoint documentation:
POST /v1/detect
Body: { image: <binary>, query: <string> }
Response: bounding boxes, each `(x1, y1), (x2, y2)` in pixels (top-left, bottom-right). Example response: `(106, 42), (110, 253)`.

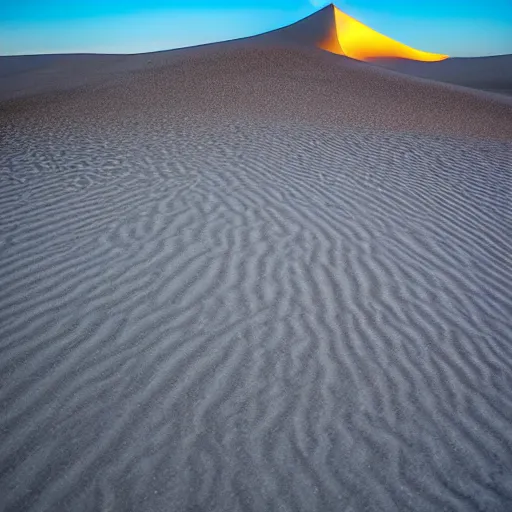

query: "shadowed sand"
(1, 6), (512, 512)
(370, 54), (512, 97)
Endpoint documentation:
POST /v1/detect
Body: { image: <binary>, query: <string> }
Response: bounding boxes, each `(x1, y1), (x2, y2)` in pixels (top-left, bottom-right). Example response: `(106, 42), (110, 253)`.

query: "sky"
(1, 1), (511, 57)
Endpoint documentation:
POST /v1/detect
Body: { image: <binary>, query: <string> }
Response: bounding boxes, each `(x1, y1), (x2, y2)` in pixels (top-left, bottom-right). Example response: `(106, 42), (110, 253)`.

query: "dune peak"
(310, 4), (449, 62)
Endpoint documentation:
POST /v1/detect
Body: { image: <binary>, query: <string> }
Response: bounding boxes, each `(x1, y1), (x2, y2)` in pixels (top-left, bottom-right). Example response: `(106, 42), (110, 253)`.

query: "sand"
(1, 16), (512, 512)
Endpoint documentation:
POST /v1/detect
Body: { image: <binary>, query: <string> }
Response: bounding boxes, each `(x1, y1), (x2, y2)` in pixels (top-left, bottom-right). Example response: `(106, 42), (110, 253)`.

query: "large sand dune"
(1, 7), (512, 512)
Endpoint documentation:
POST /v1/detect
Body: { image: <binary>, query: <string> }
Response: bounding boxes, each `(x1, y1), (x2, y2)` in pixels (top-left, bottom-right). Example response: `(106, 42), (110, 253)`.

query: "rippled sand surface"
(1, 46), (512, 512)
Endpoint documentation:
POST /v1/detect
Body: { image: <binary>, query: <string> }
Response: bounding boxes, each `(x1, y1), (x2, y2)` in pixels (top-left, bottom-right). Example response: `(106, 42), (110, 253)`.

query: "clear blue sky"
(1, 1), (511, 57)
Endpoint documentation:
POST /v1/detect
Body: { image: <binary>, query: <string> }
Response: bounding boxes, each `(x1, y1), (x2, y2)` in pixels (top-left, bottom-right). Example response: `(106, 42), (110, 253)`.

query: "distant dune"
(369, 54), (512, 96)
(1, 4), (512, 512)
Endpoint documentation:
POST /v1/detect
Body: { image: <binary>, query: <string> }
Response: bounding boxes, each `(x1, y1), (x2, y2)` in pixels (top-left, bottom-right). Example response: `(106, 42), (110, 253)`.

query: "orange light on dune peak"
(319, 6), (449, 62)
(317, 14), (345, 56)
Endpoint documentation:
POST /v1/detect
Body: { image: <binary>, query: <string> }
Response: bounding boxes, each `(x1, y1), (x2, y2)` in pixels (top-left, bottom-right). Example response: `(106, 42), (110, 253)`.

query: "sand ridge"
(1, 46), (512, 140)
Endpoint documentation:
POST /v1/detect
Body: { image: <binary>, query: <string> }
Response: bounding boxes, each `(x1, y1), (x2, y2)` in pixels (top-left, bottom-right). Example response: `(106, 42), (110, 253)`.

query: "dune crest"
(315, 4), (448, 62)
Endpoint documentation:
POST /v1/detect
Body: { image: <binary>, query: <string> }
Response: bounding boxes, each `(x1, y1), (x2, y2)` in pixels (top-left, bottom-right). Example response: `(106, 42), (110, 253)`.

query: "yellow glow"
(319, 7), (449, 62)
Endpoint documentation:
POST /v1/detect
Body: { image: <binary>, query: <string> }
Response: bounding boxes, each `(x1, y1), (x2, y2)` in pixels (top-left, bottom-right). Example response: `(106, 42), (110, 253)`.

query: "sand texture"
(1, 33), (512, 512)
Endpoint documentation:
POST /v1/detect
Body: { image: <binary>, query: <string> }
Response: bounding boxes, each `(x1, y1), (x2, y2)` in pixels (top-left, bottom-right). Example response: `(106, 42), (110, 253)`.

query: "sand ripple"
(1, 110), (512, 512)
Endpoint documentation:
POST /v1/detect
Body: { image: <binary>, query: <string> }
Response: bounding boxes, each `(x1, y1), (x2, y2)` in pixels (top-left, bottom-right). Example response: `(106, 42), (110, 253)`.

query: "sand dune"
(1, 46), (511, 139)
(312, 5), (448, 62)
(231, 4), (448, 62)
(1, 7), (512, 512)
(370, 54), (512, 96)
(1, 4), (510, 100)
